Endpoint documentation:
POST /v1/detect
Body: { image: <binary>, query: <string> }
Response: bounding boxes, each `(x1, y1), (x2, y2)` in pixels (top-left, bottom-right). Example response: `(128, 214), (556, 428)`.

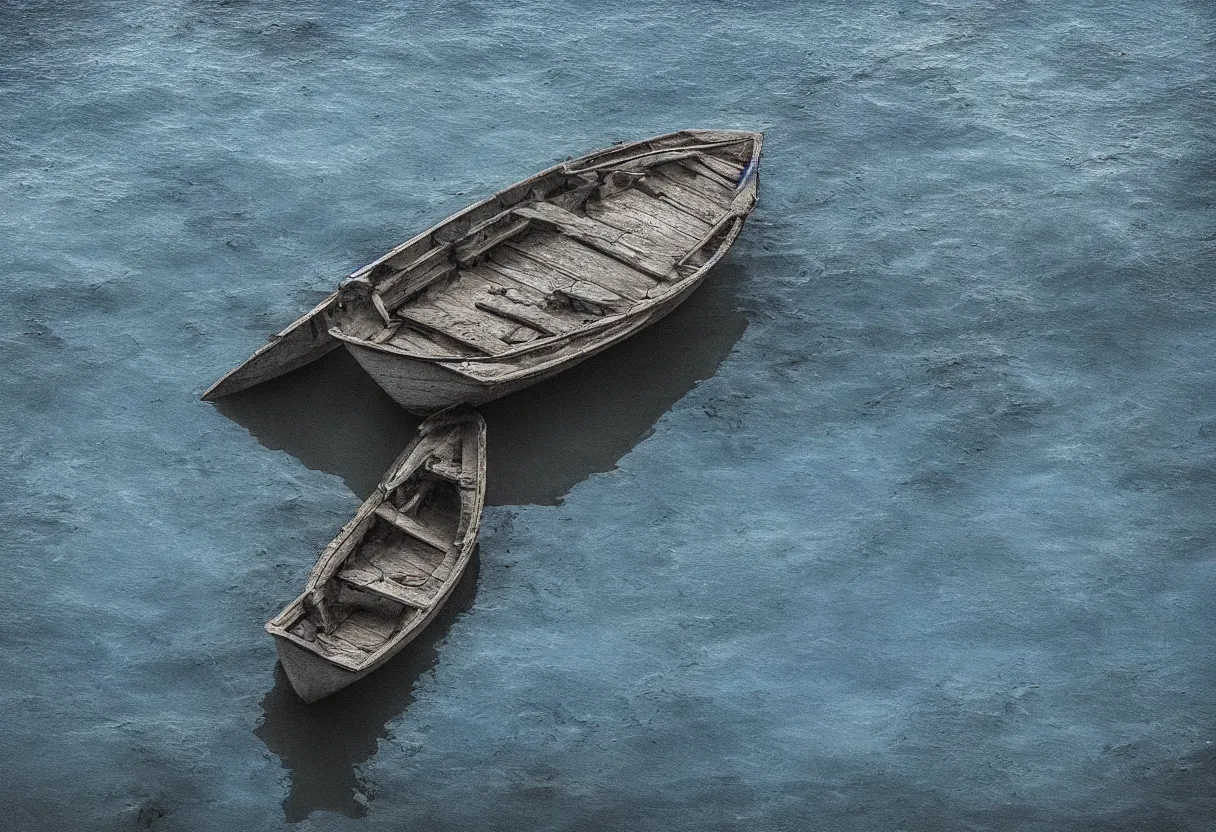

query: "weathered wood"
(683, 155), (739, 190)
(676, 186), (759, 266)
(266, 407), (486, 700)
(475, 297), (575, 337)
(371, 322), (401, 344)
(561, 137), (752, 174)
(645, 170), (728, 224)
(513, 235), (654, 300)
(338, 566), (434, 609)
(372, 292), (393, 327)
(373, 538), (443, 577)
(455, 217), (532, 264)
(656, 160), (734, 204)
(423, 455), (481, 491)
(332, 614), (398, 649)
(585, 198), (703, 257)
(486, 248), (571, 296)
(201, 293), (340, 400)
(694, 152), (745, 182)
(560, 281), (630, 313)
(460, 427), (480, 482)
(346, 610), (399, 639)
(605, 188), (711, 240)
(388, 323), (481, 358)
(373, 243), (456, 309)
(314, 632), (368, 661)
(512, 202), (677, 280)
(513, 202), (625, 245)
(580, 203), (692, 257)
(394, 304), (509, 355)
(374, 503), (451, 552)
(428, 292), (524, 345)
(380, 259), (458, 312)
(462, 265), (549, 305)
(211, 131), (762, 414)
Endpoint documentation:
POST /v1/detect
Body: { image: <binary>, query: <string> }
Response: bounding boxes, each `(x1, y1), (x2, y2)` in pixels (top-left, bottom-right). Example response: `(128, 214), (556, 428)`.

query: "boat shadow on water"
(220, 260), (750, 820)
(254, 549), (481, 822)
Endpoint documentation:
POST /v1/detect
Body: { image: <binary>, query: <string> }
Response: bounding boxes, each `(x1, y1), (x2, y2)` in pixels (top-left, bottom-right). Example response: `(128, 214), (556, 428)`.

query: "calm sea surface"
(2, 1), (1213, 828)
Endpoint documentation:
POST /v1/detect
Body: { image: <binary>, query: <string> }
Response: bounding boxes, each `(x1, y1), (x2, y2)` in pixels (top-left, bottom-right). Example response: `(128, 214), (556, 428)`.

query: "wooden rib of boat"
(266, 405), (486, 703)
(202, 129), (763, 413)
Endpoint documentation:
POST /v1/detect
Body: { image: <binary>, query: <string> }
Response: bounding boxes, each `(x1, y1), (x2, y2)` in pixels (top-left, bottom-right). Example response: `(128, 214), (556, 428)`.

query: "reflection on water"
(223, 263), (748, 821)
(255, 550), (480, 821)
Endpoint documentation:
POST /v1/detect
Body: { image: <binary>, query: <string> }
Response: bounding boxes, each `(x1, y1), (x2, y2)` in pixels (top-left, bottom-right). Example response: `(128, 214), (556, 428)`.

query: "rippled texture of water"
(2, 1), (1213, 829)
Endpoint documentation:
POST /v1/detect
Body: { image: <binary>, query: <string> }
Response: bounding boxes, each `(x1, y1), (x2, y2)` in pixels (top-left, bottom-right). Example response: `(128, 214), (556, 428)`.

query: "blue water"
(3, 1), (1213, 829)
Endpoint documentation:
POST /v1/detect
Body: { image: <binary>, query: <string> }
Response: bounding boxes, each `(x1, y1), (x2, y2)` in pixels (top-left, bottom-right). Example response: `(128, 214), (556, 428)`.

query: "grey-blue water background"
(2, 0), (1213, 828)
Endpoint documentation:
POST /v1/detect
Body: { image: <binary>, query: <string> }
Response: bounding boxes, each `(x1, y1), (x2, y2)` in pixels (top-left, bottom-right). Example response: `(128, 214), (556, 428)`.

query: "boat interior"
(326, 131), (759, 364)
(276, 422), (476, 667)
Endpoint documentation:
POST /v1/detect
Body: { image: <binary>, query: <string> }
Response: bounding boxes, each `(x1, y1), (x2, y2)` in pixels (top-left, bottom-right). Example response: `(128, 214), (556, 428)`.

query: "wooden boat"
(202, 129), (763, 413)
(266, 406), (486, 703)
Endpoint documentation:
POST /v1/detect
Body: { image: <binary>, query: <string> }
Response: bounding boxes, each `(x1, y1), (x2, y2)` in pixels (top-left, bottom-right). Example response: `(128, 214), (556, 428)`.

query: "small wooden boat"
(203, 129), (763, 413)
(266, 406), (486, 702)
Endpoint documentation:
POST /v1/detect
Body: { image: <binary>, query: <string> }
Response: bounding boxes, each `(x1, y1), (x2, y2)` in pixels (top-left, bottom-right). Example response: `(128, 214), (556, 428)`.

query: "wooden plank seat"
(423, 456), (480, 489)
(337, 563), (436, 609)
(373, 503), (451, 552)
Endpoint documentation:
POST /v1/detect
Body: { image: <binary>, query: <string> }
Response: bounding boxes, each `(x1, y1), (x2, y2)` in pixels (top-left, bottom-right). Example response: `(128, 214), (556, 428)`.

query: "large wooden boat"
(266, 406), (486, 703)
(202, 129), (763, 413)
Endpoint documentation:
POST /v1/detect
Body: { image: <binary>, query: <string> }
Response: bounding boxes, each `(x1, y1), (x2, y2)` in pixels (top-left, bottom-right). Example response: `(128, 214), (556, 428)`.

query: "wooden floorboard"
(587, 191), (707, 252)
(387, 323), (479, 357)
(373, 538), (444, 575)
(428, 293), (521, 345)
(647, 170), (728, 223)
(656, 161), (733, 204)
(684, 155), (740, 189)
(608, 188), (711, 240)
(515, 233), (655, 300)
(696, 152), (745, 182)
(459, 263), (550, 306)
(487, 246), (570, 295)
(475, 297), (578, 336)
(574, 205), (690, 257)
(513, 202), (675, 280)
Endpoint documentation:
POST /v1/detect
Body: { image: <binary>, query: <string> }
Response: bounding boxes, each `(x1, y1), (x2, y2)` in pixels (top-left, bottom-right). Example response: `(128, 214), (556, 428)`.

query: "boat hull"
(266, 406), (486, 703)
(273, 633), (372, 703)
(340, 215), (747, 414)
(202, 129), (762, 404)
